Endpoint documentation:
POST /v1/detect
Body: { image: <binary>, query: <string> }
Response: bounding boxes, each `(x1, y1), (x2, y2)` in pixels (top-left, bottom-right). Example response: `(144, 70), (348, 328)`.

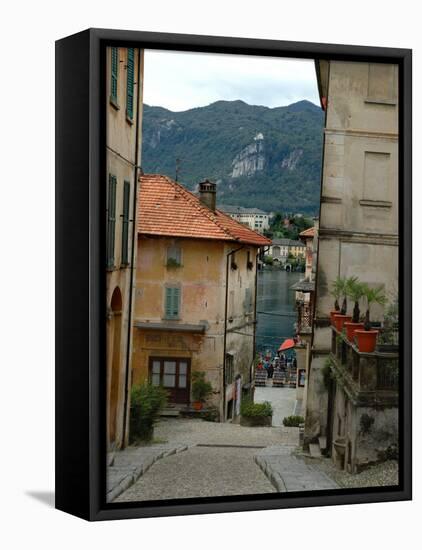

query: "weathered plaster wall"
(132, 237), (259, 420)
(106, 48), (144, 450)
(305, 60), (399, 448)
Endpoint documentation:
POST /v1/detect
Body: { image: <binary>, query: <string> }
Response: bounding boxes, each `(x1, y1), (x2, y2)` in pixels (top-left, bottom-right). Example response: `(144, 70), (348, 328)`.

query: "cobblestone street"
(254, 386), (297, 426)
(115, 445), (276, 501)
(111, 408), (340, 502)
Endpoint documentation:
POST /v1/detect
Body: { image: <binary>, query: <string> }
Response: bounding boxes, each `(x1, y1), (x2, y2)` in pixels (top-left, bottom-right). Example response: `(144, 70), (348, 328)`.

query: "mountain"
(141, 99), (324, 214)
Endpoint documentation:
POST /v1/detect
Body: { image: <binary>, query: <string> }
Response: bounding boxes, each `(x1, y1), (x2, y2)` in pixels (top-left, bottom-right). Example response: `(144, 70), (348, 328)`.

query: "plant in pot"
(355, 284), (387, 353)
(191, 371), (213, 411)
(240, 399), (273, 427)
(331, 277), (352, 331)
(377, 296), (399, 353)
(344, 277), (365, 341)
(329, 277), (342, 325)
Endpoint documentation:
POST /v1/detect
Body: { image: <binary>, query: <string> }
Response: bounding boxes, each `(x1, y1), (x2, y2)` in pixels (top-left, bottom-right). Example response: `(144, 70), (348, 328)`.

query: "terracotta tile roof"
(138, 174), (271, 247)
(299, 227), (316, 239)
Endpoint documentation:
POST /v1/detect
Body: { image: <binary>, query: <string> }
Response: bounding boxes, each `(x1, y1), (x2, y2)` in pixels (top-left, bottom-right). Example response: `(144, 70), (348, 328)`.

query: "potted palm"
(377, 297), (399, 353)
(355, 284), (387, 352)
(344, 277), (365, 341)
(331, 277), (352, 331)
(329, 277), (342, 325)
(191, 371), (213, 411)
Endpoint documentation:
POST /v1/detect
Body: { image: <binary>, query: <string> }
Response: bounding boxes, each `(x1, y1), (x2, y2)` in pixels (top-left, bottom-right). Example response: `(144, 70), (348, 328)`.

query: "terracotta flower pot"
(192, 401), (203, 411)
(355, 329), (379, 353)
(333, 314), (352, 332)
(344, 322), (365, 342)
(330, 310), (341, 325)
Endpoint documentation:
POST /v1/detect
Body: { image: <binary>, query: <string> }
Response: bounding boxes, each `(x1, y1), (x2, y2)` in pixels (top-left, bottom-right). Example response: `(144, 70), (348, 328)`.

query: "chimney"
(198, 179), (216, 211)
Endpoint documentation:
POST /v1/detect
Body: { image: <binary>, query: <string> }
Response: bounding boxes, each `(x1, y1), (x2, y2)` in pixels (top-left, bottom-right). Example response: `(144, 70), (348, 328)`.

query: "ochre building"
(131, 175), (270, 421)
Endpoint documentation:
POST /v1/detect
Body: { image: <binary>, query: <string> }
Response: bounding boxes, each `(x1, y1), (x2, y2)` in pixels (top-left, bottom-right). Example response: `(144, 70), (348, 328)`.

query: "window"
(126, 48), (135, 120)
(225, 353), (234, 385)
(165, 287), (180, 319)
(107, 174), (117, 268)
(363, 151), (391, 202)
(121, 181), (130, 265)
(149, 358), (190, 404)
(367, 63), (397, 104)
(110, 47), (118, 104)
(166, 245), (182, 267)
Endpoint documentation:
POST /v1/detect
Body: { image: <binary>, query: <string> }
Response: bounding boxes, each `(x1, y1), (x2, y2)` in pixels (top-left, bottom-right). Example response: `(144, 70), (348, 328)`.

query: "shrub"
(381, 443), (399, 461)
(191, 371), (213, 403)
(129, 383), (168, 444)
(201, 405), (220, 422)
(282, 415), (305, 427)
(240, 399), (273, 417)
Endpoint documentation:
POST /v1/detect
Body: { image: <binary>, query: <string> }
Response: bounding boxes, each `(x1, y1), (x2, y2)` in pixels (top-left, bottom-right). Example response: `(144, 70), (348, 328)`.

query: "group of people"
(256, 350), (297, 379)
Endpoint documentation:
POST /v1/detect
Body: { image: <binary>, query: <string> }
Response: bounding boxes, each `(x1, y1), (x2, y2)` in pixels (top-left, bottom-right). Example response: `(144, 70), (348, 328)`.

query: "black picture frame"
(55, 28), (412, 521)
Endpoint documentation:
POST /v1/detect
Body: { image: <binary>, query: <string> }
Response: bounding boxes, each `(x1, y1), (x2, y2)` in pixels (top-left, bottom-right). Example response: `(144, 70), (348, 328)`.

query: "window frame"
(110, 47), (119, 108)
(164, 285), (181, 320)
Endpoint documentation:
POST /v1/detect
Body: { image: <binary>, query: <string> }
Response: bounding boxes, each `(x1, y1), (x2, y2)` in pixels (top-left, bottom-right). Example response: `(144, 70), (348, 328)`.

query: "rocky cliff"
(142, 100), (324, 214)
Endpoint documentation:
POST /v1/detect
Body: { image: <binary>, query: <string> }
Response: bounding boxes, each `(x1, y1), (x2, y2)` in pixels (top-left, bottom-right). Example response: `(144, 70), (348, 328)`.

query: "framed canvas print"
(55, 28), (412, 521)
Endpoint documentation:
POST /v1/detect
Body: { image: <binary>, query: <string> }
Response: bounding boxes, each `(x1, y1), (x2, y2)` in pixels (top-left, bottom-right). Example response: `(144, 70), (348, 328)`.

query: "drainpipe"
(122, 49), (143, 448)
(251, 250), (260, 386)
(223, 244), (244, 421)
(252, 244), (270, 385)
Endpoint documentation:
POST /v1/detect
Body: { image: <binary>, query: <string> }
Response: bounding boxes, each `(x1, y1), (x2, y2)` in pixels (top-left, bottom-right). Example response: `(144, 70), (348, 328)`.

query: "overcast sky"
(143, 50), (320, 112)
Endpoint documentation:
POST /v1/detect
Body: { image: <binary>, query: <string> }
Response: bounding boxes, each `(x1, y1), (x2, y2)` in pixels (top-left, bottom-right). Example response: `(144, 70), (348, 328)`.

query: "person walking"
(267, 363), (274, 379)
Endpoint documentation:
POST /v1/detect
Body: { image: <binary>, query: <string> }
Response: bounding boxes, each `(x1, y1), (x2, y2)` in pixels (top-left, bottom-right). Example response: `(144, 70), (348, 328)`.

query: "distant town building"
(290, 221), (318, 406)
(304, 60), (399, 472)
(218, 205), (270, 234)
(268, 238), (290, 262)
(268, 238), (306, 264)
(106, 47), (144, 450)
(132, 176), (271, 422)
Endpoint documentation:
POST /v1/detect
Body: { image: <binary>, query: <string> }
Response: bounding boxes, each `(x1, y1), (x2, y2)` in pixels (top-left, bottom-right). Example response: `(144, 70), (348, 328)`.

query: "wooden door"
(149, 357), (190, 404)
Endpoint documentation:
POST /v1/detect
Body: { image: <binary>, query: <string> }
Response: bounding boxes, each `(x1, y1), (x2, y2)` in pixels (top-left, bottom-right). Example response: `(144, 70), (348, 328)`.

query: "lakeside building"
(131, 176), (270, 421)
(290, 222), (318, 409)
(268, 238), (306, 264)
(218, 205), (270, 234)
(304, 60), (399, 472)
(106, 47), (144, 450)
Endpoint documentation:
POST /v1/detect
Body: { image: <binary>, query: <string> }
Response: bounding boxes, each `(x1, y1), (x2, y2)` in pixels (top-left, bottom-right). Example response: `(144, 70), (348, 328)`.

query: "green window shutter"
(111, 47), (118, 102)
(126, 48), (134, 120)
(121, 181), (130, 265)
(165, 287), (180, 319)
(107, 175), (117, 268)
(172, 287), (180, 318)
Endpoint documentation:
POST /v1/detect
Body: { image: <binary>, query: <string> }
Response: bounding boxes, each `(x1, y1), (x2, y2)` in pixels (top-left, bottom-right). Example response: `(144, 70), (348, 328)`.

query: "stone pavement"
(109, 418), (338, 502)
(254, 386), (297, 426)
(153, 417), (299, 447)
(255, 445), (339, 492)
(107, 443), (188, 502)
(115, 445), (276, 502)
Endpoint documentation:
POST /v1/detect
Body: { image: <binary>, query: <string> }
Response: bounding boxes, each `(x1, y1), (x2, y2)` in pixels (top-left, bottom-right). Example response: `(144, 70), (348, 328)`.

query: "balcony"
(330, 326), (398, 407)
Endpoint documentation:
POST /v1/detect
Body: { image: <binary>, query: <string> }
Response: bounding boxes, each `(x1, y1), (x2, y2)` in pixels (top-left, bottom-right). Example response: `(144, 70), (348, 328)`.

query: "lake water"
(255, 269), (301, 356)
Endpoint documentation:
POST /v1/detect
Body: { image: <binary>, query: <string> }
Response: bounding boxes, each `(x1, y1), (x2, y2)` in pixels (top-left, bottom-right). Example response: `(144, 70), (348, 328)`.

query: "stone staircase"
(255, 445), (338, 492)
(160, 403), (184, 417)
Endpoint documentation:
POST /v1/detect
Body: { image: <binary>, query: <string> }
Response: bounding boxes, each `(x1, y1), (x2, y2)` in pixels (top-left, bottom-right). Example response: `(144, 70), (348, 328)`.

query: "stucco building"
(106, 47), (144, 450)
(219, 205), (270, 234)
(304, 60), (399, 472)
(290, 223), (318, 407)
(131, 175), (270, 421)
(268, 238), (306, 265)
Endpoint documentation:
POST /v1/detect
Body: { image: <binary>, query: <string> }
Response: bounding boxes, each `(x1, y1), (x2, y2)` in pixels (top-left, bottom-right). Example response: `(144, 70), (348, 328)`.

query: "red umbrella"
(278, 338), (296, 352)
